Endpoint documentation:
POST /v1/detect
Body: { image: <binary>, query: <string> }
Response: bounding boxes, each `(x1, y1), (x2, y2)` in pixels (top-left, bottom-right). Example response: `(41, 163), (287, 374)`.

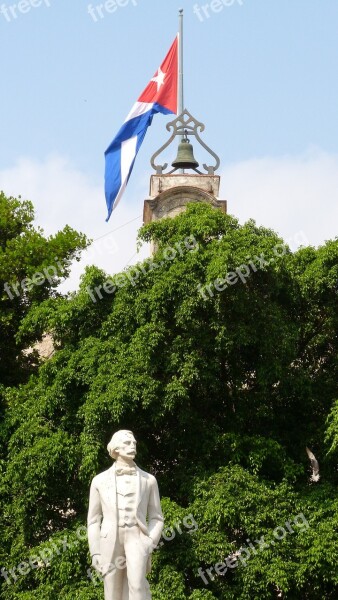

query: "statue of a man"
(87, 430), (164, 599)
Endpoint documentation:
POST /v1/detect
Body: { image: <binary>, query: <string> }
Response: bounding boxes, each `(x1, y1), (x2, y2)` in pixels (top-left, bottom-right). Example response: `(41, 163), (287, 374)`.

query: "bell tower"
(143, 109), (227, 224)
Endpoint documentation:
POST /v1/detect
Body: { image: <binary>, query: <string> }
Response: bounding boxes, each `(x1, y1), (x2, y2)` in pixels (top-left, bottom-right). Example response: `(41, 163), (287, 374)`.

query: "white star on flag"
(151, 67), (166, 91)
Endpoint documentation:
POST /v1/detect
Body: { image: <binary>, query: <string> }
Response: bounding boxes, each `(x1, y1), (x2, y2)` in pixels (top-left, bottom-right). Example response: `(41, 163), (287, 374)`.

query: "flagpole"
(178, 8), (184, 116)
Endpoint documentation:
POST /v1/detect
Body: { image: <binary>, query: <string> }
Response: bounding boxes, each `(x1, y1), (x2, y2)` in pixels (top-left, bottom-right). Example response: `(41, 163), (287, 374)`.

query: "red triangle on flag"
(138, 36), (178, 114)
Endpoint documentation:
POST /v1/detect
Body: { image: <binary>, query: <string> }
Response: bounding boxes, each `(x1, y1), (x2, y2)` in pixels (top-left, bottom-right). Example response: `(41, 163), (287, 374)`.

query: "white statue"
(87, 430), (164, 599)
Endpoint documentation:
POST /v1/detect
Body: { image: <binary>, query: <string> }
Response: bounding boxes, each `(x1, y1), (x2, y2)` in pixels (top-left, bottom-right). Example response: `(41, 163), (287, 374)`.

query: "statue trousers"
(102, 525), (151, 600)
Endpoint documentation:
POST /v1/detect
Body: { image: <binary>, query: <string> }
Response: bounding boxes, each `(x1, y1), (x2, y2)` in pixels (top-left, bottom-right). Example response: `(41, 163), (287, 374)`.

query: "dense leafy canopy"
(0, 200), (337, 599)
(0, 191), (88, 389)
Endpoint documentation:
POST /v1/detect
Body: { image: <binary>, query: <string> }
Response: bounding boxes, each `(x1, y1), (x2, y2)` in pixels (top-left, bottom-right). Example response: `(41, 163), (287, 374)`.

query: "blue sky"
(1, 0), (337, 288)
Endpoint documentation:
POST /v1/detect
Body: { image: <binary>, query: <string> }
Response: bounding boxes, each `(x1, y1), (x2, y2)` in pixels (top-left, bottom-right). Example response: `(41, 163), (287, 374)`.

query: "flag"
(104, 36), (178, 221)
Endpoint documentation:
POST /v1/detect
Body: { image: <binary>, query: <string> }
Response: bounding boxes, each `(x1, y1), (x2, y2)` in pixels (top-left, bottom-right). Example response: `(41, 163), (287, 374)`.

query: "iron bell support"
(151, 109), (221, 175)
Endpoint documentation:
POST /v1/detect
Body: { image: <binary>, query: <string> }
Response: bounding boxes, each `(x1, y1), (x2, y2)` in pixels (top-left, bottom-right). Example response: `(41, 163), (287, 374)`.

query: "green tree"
(0, 191), (88, 389)
(0, 203), (337, 599)
(0, 191), (88, 597)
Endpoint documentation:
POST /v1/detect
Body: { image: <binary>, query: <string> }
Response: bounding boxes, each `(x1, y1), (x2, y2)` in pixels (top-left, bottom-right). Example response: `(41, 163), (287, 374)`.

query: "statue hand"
(141, 533), (156, 554)
(91, 554), (103, 574)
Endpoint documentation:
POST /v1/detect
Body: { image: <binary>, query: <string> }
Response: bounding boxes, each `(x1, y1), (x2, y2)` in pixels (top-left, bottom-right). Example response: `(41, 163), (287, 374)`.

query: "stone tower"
(143, 110), (227, 225)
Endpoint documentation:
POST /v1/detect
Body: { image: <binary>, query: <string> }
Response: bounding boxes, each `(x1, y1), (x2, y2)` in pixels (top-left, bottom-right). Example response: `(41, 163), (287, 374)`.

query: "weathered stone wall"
(144, 174), (227, 224)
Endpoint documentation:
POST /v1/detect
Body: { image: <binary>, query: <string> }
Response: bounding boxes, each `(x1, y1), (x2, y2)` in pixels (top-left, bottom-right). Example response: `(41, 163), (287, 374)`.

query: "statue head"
(107, 430), (137, 461)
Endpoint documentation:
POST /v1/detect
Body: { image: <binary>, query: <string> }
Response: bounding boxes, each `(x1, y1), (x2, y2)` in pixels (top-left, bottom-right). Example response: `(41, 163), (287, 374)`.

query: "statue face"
(116, 432), (137, 461)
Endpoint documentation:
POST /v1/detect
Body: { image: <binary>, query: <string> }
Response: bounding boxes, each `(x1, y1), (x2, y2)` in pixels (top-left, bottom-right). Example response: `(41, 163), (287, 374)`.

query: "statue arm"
(147, 477), (164, 547)
(87, 478), (103, 558)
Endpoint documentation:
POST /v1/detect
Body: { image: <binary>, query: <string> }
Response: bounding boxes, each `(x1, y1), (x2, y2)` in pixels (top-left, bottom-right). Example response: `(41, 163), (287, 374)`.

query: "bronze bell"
(172, 134), (199, 170)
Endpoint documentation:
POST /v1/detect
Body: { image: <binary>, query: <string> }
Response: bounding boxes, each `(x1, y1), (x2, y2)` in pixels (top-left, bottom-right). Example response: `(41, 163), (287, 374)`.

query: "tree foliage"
(0, 191), (88, 390)
(0, 202), (337, 599)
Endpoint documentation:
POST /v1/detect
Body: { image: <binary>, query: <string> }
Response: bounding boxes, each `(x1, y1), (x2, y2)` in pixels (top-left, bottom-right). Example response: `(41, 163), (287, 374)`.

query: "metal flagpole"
(178, 8), (184, 116)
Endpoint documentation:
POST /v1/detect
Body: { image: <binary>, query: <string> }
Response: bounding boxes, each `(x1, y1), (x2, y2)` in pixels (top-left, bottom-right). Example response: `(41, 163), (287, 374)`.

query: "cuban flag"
(104, 36), (178, 221)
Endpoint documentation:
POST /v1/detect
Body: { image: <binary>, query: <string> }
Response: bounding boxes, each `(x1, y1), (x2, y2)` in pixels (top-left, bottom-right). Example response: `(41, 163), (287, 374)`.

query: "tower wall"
(143, 174), (227, 224)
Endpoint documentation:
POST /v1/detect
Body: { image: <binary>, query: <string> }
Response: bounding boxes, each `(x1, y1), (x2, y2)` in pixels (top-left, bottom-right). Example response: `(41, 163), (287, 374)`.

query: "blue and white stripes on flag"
(104, 37), (178, 221)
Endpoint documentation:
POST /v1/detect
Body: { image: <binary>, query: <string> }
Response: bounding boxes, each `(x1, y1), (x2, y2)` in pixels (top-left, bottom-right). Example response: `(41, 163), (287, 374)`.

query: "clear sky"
(1, 0), (337, 289)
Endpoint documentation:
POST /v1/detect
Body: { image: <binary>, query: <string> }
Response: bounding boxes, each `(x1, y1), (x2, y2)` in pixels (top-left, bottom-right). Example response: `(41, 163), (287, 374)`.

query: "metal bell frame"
(150, 109), (221, 175)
